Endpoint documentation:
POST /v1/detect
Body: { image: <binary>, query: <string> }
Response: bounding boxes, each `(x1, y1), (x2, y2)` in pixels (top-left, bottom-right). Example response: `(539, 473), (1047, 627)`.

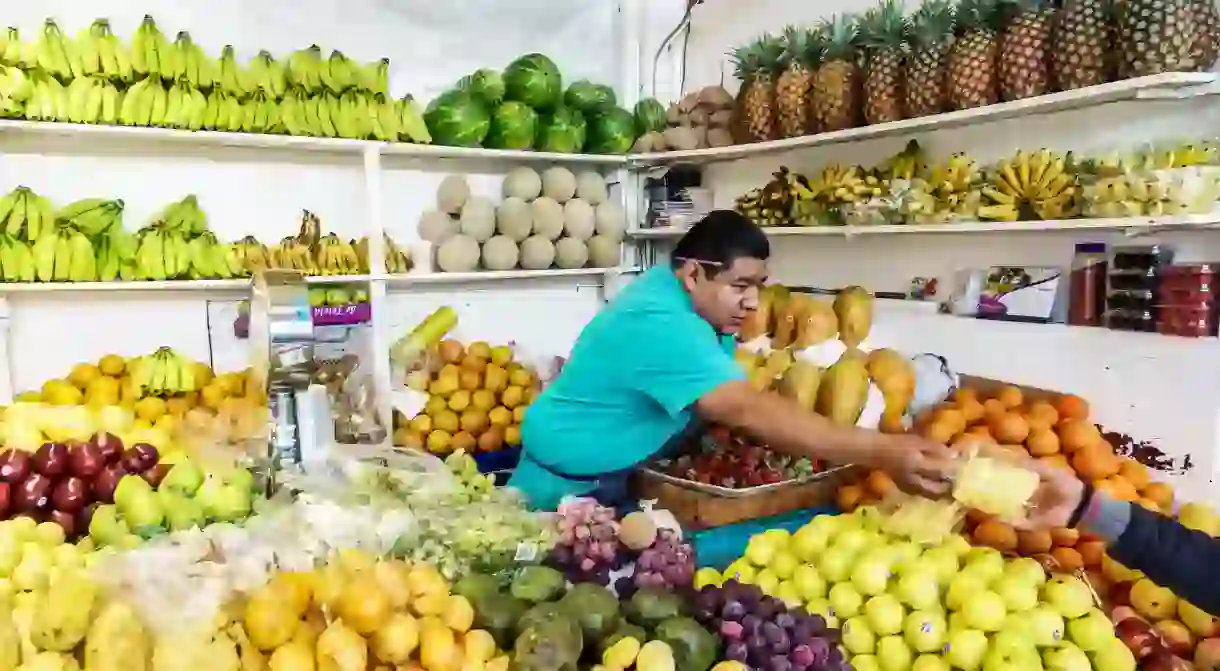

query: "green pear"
(161, 460), (204, 494)
(160, 490), (206, 531)
(89, 504), (129, 546)
(113, 474), (153, 511)
(119, 488), (165, 532)
(308, 288), (327, 307)
(224, 467), (255, 493)
(198, 475), (251, 522)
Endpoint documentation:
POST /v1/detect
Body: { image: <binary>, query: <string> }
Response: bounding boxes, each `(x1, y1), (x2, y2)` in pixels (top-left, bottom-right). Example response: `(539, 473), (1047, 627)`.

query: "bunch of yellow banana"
(384, 233), (412, 274)
(980, 149), (1078, 221)
(0, 187), (54, 242)
(133, 227), (191, 280)
(1129, 142), (1220, 170)
(882, 139), (926, 181)
(173, 31), (216, 90)
(0, 27), (27, 68)
(810, 164), (884, 204)
(60, 74), (123, 125)
(33, 19), (79, 82)
(128, 346), (200, 396)
(232, 236), (271, 274)
(267, 236), (319, 274)
(22, 71), (71, 122)
(31, 226), (97, 281)
(921, 154), (985, 220)
(734, 167), (814, 226)
(0, 65), (32, 109)
(246, 50), (288, 99)
(315, 234), (363, 275)
(129, 15), (179, 81)
(181, 231), (246, 279)
(76, 19), (134, 82)
(155, 195), (208, 236)
(94, 229), (139, 281)
(0, 238), (35, 281)
(54, 197), (124, 237)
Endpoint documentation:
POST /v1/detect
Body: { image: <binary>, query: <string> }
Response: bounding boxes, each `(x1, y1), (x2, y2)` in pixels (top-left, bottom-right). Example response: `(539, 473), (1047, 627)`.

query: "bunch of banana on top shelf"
(901, 154), (984, 224)
(383, 233), (411, 274)
(977, 149), (1079, 222)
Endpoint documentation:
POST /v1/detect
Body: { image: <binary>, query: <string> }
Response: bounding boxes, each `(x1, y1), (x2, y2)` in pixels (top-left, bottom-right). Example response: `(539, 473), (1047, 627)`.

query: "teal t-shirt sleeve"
(627, 313), (746, 418)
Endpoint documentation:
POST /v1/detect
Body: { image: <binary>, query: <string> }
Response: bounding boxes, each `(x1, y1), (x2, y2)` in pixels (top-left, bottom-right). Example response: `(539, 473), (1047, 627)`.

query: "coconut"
(436, 234), (481, 273)
(554, 237), (589, 269)
(503, 167), (542, 200)
(594, 202), (627, 241)
(562, 199), (596, 241)
(575, 172), (608, 205)
(418, 210), (457, 243)
(587, 235), (620, 268)
(459, 196), (497, 242)
(531, 197), (565, 241)
(481, 235), (520, 271)
(540, 167), (577, 203)
(520, 235), (556, 270)
(497, 197), (534, 241)
(437, 175), (470, 214)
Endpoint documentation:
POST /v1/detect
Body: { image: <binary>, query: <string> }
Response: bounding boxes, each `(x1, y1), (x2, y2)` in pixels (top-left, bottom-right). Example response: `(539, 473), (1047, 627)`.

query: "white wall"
(639, 0), (1220, 502)
(0, 0), (626, 391)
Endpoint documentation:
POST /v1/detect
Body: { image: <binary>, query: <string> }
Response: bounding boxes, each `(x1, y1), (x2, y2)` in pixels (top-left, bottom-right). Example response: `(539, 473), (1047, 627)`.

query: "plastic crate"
(690, 506), (839, 570)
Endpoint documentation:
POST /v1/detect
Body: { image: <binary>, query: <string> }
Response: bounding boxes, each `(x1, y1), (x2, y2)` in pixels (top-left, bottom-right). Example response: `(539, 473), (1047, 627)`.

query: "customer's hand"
(1018, 458), (1088, 530)
(872, 434), (957, 498)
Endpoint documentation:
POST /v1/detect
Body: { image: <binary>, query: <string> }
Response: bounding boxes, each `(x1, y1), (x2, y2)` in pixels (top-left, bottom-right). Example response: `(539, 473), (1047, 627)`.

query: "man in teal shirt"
(511, 211), (953, 510)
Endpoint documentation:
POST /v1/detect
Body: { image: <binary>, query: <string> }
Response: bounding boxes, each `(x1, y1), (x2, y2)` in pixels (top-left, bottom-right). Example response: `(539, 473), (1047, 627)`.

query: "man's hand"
(1019, 458), (1088, 530)
(870, 434), (957, 498)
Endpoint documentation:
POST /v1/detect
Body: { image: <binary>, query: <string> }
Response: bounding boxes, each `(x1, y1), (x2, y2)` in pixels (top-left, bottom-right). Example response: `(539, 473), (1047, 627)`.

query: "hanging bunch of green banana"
(31, 224), (98, 282)
(0, 186), (55, 242)
(0, 236), (36, 282)
(130, 15), (178, 81)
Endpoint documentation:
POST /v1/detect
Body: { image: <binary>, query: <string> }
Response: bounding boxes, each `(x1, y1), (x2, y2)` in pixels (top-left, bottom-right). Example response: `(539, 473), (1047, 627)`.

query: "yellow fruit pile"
(395, 339), (539, 454)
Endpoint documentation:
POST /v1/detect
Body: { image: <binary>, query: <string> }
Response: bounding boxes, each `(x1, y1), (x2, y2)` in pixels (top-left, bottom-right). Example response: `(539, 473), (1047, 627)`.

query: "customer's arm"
(1076, 486), (1220, 616)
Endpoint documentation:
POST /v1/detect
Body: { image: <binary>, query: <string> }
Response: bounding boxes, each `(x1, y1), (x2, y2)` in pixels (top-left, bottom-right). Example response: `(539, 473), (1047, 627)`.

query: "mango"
(793, 297), (839, 348)
(778, 361), (821, 412)
(833, 286), (873, 349)
(816, 354), (870, 426)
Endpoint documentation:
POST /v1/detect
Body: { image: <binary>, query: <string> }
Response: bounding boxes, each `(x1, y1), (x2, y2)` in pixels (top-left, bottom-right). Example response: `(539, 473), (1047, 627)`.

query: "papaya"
(834, 286), (873, 349)
(771, 292), (803, 349)
(761, 348), (794, 379)
(792, 297), (838, 349)
(741, 285), (783, 341)
(816, 354), (871, 426)
(866, 348), (916, 423)
(765, 285), (791, 332)
(778, 361), (821, 411)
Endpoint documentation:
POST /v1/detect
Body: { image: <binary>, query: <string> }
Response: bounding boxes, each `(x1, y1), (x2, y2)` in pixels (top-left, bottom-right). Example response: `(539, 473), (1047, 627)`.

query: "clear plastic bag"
(332, 357), (387, 445)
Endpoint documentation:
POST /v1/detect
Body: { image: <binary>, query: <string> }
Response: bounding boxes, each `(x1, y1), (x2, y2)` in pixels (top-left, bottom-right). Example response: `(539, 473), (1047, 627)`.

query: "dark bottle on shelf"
(1068, 242), (1107, 326)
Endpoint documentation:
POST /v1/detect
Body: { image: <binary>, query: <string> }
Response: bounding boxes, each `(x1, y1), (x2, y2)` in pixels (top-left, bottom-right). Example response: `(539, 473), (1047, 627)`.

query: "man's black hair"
(670, 210), (769, 277)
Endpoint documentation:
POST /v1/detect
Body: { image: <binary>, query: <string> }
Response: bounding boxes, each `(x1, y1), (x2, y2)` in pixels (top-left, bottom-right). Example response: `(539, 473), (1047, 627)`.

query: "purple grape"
(720, 620), (745, 640)
(804, 615), (828, 636)
(696, 586), (723, 612)
(551, 545), (573, 565)
(725, 642), (749, 663)
(790, 644), (815, 667)
(767, 630), (791, 654)
(614, 576), (637, 599)
(741, 614), (763, 637)
(721, 600), (747, 622)
(747, 646), (771, 669)
(694, 607), (716, 624)
(722, 578), (742, 593)
(807, 638), (830, 664)
(757, 597), (780, 620)
(762, 622), (784, 642)
(593, 566), (611, 585)
(747, 632), (768, 653)
(826, 646), (844, 665)
(775, 612), (797, 630)
(767, 654), (793, 671)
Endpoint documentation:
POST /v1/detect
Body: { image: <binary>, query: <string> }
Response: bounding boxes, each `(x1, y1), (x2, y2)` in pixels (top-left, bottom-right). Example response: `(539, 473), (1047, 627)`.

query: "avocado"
(510, 565), (566, 603)
(624, 587), (686, 629)
(558, 583), (621, 647)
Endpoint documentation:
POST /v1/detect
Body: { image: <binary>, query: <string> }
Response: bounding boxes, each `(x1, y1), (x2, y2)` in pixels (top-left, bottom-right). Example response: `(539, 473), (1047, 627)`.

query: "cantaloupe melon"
(418, 210), (457, 243)
(481, 235), (520, 271)
(497, 197), (534, 241)
(587, 235), (619, 268)
(503, 167), (541, 200)
(541, 167), (576, 202)
(531, 197), (565, 240)
(520, 235), (555, 270)
(436, 234), (481, 273)
(554, 237), (589, 269)
(459, 197), (497, 242)
(562, 199), (596, 240)
(575, 172), (608, 204)
(594, 202), (626, 241)
(437, 175), (470, 214)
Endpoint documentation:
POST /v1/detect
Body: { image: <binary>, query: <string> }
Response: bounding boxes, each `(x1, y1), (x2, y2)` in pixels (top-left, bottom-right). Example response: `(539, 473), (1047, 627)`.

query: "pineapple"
(905, 0), (957, 117)
(730, 37), (785, 143)
(1051, 0), (1115, 90)
(998, 0), (1056, 100)
(948, 0), (1002, 109)
(1116, 0), (1198, 76)
(1192, 0), (1220, 69)
(775, 26), (819, 138)
(859, 0), (911, 125)
(812, 15), (862, 132)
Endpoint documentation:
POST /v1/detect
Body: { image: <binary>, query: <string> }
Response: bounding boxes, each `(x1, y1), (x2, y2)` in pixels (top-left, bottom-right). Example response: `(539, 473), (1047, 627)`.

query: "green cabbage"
(634, 98), (666, 134)
(457, 68), (506, 106)
(564, 80), (616, 113)
(485, 101), (539, 150)
(424, 90), (492, 147)
(504, 53), (562, 110)
(534, 106), (586, 153)
(584, 107), (637, 154)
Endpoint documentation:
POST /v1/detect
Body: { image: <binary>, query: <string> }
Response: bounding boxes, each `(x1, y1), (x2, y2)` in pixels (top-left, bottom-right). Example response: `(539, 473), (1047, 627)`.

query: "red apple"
(0, 450), (31, 484)
(92, 464), (126, 503)
(46, 509), (75, 539)
(141, 463), (170, 488)
(1143, 650), (1193, 671)
(120, 444), (158, 473)
(51, 476), (88, 513)
(90, 432), (123, 463)
(1115, 617), (1162, 659)
(75, 503), (96, 535)
(68, 442), (105, 479)
(0, 481), (9, 516)
(1195, 637), (1220, 670)
(32, 442), (69, 477)
(13, 473), (52, 512)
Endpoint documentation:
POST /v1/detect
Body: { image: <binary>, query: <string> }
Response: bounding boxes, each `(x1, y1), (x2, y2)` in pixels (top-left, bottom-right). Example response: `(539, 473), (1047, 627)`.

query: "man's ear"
(675, 259), (702, 291)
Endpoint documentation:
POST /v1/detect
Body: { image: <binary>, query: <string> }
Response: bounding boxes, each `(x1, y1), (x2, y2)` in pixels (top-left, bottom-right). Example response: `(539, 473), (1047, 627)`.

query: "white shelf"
(630, 214), (1220, 239)
(0, 268), (637, 294)
(0, 119), (626, 165)
(630, 72), (1218, 167)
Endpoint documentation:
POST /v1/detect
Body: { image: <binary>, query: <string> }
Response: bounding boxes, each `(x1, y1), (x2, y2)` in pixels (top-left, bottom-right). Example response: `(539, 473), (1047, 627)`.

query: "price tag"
(514, 542), (539, 562)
